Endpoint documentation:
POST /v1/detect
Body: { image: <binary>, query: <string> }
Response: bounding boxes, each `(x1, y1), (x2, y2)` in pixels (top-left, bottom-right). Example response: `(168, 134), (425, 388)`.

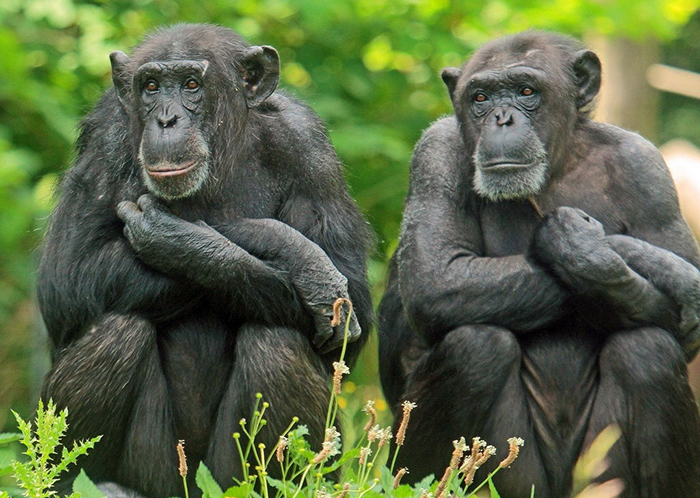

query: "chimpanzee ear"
(240, 45), (280, 108)
(573, 49), (601, 109)
(441, 67), (462, 101)
(110, 51), (132, 111)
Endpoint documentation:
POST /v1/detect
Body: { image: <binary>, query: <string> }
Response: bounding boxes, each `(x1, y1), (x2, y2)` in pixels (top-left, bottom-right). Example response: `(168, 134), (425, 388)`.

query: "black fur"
(38, 24), (372, 497)
(379, 31), (700, 498)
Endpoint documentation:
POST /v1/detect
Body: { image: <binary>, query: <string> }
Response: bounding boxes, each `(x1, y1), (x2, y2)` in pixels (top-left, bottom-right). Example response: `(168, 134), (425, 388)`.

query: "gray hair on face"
(472, 139), (549, 202)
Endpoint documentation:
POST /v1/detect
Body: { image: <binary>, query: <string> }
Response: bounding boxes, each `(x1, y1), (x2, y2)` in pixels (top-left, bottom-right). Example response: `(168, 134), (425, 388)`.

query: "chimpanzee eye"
(520, 87), (535, 96)
(144, 80), (159, 93)
(185, 78), (200, 90)
(474, 92), (488, 103)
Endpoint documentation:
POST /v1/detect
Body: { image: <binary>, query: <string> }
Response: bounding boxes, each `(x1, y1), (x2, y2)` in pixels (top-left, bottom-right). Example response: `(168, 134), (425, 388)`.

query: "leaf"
(416, 473), (436, 491)
(223, 483), (257, 498)
(0, 434), (21, 446)
(394, 484), (415, 498)
(264, 477), (296, 494)
(379, 465), (394, 493)
(196, 462), (224, 498)
(322, 447), (360, 474)
(72, 469), (107, 498)
(488, 477), (501, 498)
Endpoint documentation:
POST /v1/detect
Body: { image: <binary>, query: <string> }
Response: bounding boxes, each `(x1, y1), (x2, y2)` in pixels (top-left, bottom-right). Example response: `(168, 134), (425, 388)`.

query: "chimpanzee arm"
(255, 99), (374, 365)
(209, 218), (362, 353)
(397, 118), (569, 345)
(116, 196), (311, 323)
(608, 235), (700, 359)
(531, 139), (700, 359)
(37, 174), (199, 351)
(531, 207), (680, 326)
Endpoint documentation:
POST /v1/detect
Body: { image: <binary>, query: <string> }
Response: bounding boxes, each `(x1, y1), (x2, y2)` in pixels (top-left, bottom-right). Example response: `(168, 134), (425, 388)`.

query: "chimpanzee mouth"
(481, 162), (532, 172)
(146, 160), (198, 178)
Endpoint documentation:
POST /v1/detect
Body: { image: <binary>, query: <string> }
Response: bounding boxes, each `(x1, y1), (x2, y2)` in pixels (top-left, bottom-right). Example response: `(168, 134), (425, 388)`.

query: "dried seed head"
(362, 400), (377, 432)
(462, 463), (477, 488)
(377, 427), (393, 449)
(325, 426), (341, 442)
(312, 442), (333, 464)
(461, 437), (495, 487)
(434, 467), (452, 498)
(338, 483), (351, 498)
(312, 426), (341, 464)
(396, 401), (417, 446)
(332, 360), (350, 395)
(471, 437), (486, 455)
(393, 468), (409, 489)
(450, 437), (467, 470)
(499, 437), (524, 468)
(177, 440), (188, 478)
(315, 490), (331, 498)
(367, 424), (381, 442)
(359, 446), (372, 465)
(476, 445), (496, 468)
(276, 436), (289, 463)
(331, 297), (353, 327)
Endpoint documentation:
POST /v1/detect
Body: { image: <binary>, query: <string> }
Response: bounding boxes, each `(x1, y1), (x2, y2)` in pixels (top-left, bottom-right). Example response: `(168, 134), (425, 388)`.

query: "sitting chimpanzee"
(379, 32), (700, 498)
(38, 24), (372, 497)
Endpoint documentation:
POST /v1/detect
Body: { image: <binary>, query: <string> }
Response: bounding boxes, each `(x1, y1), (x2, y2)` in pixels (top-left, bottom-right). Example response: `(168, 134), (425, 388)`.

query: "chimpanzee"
(379, 31), (700, 498)
(38, 24), (372, 497)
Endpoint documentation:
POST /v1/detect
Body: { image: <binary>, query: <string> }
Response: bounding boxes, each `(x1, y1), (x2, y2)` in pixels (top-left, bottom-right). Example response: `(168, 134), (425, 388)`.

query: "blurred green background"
(1, 0), (700, 432)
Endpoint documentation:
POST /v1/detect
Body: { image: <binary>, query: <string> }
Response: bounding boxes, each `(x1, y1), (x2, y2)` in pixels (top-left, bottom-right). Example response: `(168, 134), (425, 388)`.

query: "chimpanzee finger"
(321, 313), (361, 353)
(313, 315), (334, 350)
(116, 201), (142, 225)
(136, 194), (167, 213)
(346, 313), (362, 343)
(122, 224), (135, 245)
(194, 220), (214, 230)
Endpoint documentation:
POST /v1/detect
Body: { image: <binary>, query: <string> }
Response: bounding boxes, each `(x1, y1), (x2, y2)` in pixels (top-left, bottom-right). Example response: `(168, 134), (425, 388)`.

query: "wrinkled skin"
(38, 24), (372, 498)
(379, 32), (700, 498)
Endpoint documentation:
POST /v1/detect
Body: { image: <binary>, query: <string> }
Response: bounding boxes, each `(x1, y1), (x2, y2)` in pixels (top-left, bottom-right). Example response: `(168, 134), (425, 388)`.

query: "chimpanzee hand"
(531, 206), (628, 291)
(608, 234), (700, 358)
(116, 194), (234, 279)
(218, 218), (362, 353)
(293, 260), (362, 354)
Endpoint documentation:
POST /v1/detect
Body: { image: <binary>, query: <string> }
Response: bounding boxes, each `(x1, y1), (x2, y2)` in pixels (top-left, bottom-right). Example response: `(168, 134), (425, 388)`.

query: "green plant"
(6, 399), (100, 498)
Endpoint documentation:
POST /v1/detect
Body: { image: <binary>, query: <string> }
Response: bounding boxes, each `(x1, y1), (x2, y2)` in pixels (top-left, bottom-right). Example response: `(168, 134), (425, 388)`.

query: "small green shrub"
(0, 399), (100, 498)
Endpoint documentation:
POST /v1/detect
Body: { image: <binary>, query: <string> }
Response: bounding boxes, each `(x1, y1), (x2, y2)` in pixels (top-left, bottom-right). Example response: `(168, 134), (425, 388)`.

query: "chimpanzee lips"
(481, 161), (532, 171)
(146, 160), (198, 178)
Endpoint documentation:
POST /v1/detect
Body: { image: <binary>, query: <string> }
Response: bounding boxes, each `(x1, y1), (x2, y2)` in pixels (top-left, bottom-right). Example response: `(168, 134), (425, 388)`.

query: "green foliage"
(71, 470), (106, 498)
(8, 399), (100, 498)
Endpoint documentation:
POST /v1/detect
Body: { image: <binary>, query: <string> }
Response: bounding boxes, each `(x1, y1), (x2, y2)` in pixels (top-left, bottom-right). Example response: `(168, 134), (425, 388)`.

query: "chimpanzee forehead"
(467, 65), (547, 89)
(134, 60), (209, 80)
(468, 46), (554, 74)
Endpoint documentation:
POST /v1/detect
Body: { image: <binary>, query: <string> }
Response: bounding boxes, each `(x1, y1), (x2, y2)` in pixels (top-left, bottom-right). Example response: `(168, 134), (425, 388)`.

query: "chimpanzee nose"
(494, 108), (514, 127)
(157, 112), (178, 129)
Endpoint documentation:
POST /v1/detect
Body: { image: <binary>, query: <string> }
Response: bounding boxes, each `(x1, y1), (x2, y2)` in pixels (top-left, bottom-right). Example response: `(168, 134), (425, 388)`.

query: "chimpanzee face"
(132, 60), (212, 200)
(442, 40), (601, 202)
(110, 43), (280, 201)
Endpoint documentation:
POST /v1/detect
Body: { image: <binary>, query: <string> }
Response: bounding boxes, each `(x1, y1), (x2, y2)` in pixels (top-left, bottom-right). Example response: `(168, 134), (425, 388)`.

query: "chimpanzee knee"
(97, 482), (147, 498)
(601, 327), (686, 391)
(434, 325), (521, 386)
(234, 324), (330, 442)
